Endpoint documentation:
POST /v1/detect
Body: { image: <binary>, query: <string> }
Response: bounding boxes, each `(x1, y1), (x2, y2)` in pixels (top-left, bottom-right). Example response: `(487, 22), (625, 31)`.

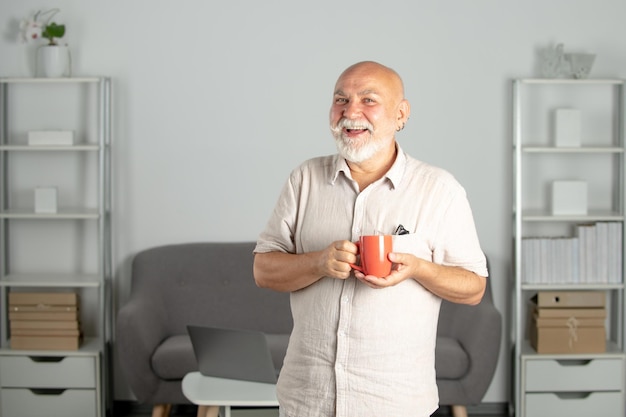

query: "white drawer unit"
(0, 355), (97, 388)
(521, 355), (626, 417)
(524, 358), (624, 392)
(0, 351), (101, 417)
(511, 79), (626, 417)
(526, 392), (623, 417)
(0, 387), (97, 417)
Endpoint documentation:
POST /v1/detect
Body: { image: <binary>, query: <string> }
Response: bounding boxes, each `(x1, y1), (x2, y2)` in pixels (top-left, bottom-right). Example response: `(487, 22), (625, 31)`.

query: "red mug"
(350, 235), (393, 277)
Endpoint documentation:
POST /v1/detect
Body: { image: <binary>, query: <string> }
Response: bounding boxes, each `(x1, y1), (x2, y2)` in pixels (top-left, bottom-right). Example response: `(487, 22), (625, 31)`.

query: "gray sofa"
(116, 242), (501, 417)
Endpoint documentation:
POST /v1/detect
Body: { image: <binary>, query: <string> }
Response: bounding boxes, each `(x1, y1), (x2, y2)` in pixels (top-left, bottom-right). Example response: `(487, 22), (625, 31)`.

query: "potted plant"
(20, 9), (70, 77)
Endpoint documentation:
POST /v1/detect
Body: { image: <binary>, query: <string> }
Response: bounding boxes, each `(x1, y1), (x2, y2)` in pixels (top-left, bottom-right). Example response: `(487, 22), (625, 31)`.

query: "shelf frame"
(0, 76), (111, 417)
(512, 78), (626, 417)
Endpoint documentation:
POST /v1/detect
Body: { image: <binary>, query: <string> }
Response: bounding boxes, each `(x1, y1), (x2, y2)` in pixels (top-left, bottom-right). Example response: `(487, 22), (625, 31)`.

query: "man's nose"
(343, 101), (361, 118)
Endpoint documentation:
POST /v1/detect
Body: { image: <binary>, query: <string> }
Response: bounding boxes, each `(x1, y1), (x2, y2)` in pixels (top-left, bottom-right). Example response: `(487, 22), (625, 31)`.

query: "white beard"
(331, 119), (391, 163)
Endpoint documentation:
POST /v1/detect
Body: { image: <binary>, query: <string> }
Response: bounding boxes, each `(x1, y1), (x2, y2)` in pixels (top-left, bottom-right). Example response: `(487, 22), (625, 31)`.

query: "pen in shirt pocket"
(393, 224), (409, 235)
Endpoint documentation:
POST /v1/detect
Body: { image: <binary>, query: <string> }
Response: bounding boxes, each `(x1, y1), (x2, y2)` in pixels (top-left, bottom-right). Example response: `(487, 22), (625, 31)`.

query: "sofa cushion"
(266, 333), (290, 374)
(435, 336), (469, 379)
(151, 333), (291, 380)
(152, 335), (197, 380)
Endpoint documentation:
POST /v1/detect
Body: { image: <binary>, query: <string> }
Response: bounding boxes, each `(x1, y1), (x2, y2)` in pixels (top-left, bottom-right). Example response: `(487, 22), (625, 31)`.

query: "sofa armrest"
(116, 297), (168, 403)
(442, 300), (502, 403)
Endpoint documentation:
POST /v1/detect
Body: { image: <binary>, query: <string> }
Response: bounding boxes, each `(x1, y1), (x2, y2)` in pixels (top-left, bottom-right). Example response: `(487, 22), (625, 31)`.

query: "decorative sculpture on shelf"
(539, 43), (566, 78)
(538, 43), (596, 79)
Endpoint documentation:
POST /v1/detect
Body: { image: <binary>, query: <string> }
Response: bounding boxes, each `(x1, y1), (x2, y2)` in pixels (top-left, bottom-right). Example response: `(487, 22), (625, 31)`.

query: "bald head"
(329, 61), (411, 165)
(335, 61), (405, 103)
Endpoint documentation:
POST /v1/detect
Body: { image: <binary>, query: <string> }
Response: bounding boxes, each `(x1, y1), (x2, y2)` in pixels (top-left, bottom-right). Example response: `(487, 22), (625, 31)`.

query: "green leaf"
(42, 22), (65, 40)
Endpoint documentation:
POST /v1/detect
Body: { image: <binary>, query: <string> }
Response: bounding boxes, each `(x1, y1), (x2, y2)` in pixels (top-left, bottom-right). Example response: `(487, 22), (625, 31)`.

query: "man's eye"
(363, 98), (375, 103)
(335, 98), (348, 104)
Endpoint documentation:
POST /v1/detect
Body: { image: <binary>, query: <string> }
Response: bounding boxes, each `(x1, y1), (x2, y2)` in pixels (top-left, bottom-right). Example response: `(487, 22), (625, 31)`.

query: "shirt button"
(342, 296), (349, 303)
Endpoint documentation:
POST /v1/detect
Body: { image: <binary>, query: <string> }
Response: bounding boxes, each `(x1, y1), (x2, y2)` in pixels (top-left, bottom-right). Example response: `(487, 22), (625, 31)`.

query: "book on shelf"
(521, 221), (622, 284)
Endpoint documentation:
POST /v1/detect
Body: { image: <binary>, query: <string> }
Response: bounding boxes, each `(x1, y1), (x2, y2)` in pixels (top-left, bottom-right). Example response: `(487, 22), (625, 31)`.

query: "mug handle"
(349, 241), (363, 272)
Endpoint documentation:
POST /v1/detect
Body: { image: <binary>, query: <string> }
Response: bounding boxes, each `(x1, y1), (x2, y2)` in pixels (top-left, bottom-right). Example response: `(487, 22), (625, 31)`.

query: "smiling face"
(330, 62), (409, 163)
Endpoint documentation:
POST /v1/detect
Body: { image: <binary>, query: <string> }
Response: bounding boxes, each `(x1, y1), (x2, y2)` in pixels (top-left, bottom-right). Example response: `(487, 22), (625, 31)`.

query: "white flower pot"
(37, 45), (71, 77)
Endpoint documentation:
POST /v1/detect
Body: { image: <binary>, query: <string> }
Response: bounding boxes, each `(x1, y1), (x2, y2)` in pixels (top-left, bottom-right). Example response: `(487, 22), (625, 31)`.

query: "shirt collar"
(330, 143), (407, 190)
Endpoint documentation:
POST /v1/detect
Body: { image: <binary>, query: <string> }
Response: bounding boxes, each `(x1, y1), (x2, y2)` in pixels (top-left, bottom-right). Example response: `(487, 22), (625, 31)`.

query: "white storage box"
(28, 130), (74, 146)
(34, 187), (58, 214)
(554, 109), (581, 147)
(552, 180), (587, 215)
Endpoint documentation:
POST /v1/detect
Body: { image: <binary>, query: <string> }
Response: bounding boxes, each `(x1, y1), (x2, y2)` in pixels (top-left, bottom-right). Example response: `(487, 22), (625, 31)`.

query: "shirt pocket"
(391, 233), (432, 261)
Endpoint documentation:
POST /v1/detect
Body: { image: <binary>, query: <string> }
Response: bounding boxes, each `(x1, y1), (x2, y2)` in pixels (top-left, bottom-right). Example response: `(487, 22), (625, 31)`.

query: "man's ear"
(397, 99), (411, 129)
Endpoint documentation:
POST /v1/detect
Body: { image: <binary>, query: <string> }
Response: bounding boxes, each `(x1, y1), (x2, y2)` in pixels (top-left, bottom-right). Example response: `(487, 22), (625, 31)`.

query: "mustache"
(331, 118), (374, 133)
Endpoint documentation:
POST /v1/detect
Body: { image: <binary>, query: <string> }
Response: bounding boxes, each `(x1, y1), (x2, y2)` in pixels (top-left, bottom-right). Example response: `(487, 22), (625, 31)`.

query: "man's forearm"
(413, 260), (486, 305)
(253, 251), (325, 292)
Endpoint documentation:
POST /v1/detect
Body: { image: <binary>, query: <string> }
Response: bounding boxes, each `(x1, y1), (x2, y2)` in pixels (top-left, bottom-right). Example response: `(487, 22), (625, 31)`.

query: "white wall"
(2, 0), (626, 405)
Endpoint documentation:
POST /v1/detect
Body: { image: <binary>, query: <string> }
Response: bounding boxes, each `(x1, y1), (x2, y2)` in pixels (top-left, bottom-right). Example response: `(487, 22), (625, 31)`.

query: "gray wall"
(2, 0), (626, 404)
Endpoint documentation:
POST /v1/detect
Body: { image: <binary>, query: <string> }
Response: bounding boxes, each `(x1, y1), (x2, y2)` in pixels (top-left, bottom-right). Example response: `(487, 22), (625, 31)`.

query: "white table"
(182, 372), (279, 417)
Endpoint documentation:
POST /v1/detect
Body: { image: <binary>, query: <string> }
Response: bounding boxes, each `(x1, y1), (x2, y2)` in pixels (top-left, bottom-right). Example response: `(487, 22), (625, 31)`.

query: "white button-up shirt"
(255, 147), (487, 417)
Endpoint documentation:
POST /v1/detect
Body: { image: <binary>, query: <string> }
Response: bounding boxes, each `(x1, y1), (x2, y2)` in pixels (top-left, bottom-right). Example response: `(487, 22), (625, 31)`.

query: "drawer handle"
(28, 356), (65, 363)
(555, 392), (592, 400)
(555, 359), (592, 367)
(29, 388), (66, 396)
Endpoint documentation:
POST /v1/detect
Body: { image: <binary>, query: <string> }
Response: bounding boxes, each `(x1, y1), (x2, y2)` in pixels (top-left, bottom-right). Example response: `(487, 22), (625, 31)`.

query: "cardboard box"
(534, 315), (605, 328)
(8, 311), (79, 321)
(534, 291), (605, 308)
(534, 306), (606, 319)
(531, 315), (606, 353)
(9, 305), (77, 313)
(10, 335), (81, 350)
(10, 320), (80, 330)
(8, 292), (78, 306)
(11, 329), (80, 337)
(530, 296), (607, 353)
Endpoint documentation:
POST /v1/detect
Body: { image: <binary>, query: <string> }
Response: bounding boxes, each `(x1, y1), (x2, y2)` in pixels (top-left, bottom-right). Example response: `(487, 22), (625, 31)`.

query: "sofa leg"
(451, 405), (468, 417)
(152, 404), (172, 417)
(197, 405), (220, 417)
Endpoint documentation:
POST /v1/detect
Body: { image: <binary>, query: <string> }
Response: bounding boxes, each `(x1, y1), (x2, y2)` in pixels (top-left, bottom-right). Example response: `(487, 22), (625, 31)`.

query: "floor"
(116, 405), (277, 417)
(115, 403), (510, 417)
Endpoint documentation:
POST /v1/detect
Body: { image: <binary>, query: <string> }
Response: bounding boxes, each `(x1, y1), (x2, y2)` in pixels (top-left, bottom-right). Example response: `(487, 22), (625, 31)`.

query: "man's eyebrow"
(333, 89), (380, 96)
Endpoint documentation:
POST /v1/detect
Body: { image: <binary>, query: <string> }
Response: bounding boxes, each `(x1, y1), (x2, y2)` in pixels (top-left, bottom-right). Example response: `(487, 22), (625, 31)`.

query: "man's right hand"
(253, 240), (358, 292)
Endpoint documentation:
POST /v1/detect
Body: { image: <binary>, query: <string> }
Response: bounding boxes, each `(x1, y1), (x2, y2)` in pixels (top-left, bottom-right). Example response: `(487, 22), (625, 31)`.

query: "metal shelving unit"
(512, 78), (626, 417)
(0, 77), (111, 417)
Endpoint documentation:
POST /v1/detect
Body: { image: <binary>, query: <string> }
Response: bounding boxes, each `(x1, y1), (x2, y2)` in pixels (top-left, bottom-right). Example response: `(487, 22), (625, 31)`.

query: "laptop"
(187, 325), (278, 384)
